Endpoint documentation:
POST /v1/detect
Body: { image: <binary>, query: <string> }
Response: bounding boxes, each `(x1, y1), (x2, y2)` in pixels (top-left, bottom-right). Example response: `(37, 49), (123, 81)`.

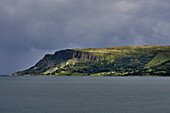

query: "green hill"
(13, 45), (170, 76)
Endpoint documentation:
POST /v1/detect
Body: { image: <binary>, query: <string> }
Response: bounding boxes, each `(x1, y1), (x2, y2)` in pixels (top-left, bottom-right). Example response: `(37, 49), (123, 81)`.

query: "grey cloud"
(0, 0), (170, 74)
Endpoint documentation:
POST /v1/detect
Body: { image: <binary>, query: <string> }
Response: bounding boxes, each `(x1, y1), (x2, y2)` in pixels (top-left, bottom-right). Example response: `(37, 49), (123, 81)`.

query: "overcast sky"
(0, 0), (170, 74)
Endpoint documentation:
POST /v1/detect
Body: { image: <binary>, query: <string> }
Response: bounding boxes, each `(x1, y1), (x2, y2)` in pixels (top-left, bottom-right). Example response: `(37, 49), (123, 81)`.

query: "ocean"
(0, 76), (170, 113)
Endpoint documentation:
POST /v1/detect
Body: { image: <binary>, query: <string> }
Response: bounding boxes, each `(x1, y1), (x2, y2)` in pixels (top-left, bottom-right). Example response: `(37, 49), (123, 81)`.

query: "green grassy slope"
(13, 45), (170, 76)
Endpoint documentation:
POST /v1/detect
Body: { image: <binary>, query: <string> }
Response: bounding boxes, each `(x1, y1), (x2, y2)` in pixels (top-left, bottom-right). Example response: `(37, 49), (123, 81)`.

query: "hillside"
(13, 45), (170, 76)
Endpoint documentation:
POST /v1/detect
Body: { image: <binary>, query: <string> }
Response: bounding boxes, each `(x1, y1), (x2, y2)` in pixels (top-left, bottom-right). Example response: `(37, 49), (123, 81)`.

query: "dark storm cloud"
(0, 0), (170, 74)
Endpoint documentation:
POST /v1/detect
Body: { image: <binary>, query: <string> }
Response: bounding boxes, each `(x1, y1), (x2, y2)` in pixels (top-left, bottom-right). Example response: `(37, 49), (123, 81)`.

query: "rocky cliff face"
(35, 49), (99, 68)
(13, 49), (100, 75)
(13, 45), (170, 76)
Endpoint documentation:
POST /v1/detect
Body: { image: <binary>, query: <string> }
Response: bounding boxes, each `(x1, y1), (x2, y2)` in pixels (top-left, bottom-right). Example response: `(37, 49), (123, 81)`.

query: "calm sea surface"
(0, 76), (170, 113)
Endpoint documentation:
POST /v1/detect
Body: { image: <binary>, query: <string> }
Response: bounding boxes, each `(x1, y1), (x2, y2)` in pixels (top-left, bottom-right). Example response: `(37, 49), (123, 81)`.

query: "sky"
(0, 0), (170, 74)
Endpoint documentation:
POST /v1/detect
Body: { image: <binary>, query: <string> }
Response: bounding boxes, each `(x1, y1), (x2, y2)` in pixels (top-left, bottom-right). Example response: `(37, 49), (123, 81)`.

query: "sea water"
(0, 76), (170, 113)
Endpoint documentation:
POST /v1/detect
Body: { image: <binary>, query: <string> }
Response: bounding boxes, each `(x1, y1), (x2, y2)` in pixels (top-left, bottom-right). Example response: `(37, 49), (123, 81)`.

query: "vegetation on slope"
(13, 45), (170, 76)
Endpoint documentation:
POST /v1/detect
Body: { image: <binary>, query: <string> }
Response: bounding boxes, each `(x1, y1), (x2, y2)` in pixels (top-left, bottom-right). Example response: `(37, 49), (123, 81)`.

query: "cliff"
(13, 45), (170, 76)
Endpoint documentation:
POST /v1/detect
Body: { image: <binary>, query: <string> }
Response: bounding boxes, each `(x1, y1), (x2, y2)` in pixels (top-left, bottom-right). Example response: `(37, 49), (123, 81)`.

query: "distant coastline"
(10, 74), (170, 77)
(12, 45), (170, 76)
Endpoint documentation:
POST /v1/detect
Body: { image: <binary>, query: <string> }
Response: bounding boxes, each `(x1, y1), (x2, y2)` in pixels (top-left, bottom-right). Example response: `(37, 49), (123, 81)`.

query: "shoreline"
(8, 74), (170, 77)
